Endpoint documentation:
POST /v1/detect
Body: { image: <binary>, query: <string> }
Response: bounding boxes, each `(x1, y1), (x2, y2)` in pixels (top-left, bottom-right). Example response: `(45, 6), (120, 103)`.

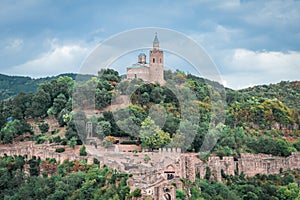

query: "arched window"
(160, 58), (162, 63)
(153, 58), (155, 63)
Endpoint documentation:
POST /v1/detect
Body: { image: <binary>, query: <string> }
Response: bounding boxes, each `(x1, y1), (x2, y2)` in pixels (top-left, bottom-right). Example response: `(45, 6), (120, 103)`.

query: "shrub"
(103, 136), (116, 148)
(93, 158), (100, 165)
(55, 148), (65, 153)
(38, 122), (49, 133)
(51, 129), (59, 135)
(60, 138), (68, 145)
(144, 154), (151, 163)
(53, 136), (61, 143)
(36, 137), (46, 144)
(79, 145), (87, 156)
(132, 188), (142, 197)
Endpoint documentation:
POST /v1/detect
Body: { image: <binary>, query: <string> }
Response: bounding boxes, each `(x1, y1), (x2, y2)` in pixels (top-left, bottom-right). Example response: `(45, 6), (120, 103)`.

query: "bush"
(60, 138), (68, 145)
(53, 136), (61, 143)
(38, 122), (50, 133)
(36, 137), (46, 144)
(93, 158), (100, 165)
(55, 148), (65, 153)
(131, 188), (142, 197)
(79, 145), (87, 156)
(51, 129), (59, 135)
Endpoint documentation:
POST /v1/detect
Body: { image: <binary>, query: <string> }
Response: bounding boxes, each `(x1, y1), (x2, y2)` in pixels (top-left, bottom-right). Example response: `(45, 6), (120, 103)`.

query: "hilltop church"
(126, 34), (165, 85)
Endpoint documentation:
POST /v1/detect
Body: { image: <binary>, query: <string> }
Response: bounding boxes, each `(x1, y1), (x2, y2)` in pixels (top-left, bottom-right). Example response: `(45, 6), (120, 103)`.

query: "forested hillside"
(240, 81), (300, 112)
(0, 69), (299, 158)
(0, 73), (94, 100)
(2, 155), (300, 200)
(0, 69), (300, 200)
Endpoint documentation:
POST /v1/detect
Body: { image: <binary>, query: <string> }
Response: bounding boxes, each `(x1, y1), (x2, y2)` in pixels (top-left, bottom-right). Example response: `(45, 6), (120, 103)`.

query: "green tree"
(138, 92), (150, 105)
(38, 122), (49, 133)
(0, 122), (16, 144)
(31, 89), (51, 118)
(96, 121), (111, 139)
(49, 93), (67, 117)
(140, 116), (171, 150)
(131, 188), (142, 197)
(68, 136), (77, 149)
(79, 145), (87, 156)
(176, 189), (186, 200)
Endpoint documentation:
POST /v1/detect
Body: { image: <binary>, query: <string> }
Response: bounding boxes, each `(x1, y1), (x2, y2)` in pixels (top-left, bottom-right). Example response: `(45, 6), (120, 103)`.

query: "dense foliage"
(0, 155), (131, 200)
(176, 170), (300, 200)
(0, 73), (94, 101)
(0, 69), (300, 199)
(0, 69), (299, 157)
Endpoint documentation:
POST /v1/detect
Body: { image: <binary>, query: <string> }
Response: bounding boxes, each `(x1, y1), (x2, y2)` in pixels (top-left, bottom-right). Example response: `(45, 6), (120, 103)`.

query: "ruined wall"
(0, 144), (94, 164)
(2, 144), (300, 199)
(194, 152), (300, 181)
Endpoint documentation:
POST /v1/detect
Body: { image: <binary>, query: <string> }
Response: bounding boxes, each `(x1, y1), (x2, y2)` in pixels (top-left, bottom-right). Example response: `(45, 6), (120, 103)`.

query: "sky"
(0, 0), (300, 89)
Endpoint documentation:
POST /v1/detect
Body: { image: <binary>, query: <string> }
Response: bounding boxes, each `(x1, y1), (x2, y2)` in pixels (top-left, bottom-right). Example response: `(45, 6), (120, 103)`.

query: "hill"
(239, 81), (300, 111)
(0, 73), (94, 100)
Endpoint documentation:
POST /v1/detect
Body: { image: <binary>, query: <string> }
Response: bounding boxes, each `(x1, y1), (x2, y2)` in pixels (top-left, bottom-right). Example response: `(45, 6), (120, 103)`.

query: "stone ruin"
(0, 143), (94, 164)
(194, 152), (300, 181)
(1, 143), (300, 200)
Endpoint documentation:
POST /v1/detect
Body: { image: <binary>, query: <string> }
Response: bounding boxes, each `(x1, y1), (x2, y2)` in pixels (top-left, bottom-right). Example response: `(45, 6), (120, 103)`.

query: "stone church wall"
(126, 67), (150, 82)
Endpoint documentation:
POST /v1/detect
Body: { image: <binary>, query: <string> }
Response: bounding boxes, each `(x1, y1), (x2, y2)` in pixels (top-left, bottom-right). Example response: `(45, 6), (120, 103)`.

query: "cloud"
(3, 42), (90, 77)
(1, 0), (300, 89)
(220, 49), (300, 89)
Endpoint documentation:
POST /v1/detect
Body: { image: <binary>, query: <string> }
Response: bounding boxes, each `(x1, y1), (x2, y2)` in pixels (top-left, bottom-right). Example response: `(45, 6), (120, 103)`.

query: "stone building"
(126, 34), (165, 85)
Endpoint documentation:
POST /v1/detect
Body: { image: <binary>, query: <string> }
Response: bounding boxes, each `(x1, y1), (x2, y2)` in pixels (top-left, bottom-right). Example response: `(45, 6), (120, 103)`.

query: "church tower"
(149, 33), (165, 85)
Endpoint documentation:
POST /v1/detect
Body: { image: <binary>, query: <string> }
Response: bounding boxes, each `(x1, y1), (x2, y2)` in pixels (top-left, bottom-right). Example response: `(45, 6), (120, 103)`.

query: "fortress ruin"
(1, 143), (300, 200)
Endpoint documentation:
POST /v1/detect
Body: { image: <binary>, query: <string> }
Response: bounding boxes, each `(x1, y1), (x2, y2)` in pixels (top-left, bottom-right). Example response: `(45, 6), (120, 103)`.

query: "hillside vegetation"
(0, 69), (299, 158)
(240, 81), (300, 112)
(0, 73), (94, 100)
(0, 69), (300, 200)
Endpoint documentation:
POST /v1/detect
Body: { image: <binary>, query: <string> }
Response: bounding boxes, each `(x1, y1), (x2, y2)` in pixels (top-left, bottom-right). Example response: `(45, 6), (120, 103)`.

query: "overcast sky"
(1, 0), (300, 89)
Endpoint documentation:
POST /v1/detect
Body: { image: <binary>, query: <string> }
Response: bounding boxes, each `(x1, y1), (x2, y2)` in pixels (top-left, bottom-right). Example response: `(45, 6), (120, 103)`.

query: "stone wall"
(127, 67), (150, 82)
(194, 152), (300, 181)
(2, 144), (300, 200)
(0, 144), (94, 164)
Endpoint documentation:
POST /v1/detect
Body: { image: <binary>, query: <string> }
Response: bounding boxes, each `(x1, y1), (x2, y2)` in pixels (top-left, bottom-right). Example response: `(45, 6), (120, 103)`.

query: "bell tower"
(149, 33), (165, 85)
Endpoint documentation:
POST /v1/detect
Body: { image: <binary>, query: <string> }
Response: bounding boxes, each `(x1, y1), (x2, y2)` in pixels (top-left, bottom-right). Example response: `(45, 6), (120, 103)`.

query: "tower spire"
(153, 32), (159, 50)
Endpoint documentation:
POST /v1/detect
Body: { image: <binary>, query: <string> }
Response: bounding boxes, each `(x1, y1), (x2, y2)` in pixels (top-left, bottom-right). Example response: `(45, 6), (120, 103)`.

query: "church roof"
(138, 53), (146, 57)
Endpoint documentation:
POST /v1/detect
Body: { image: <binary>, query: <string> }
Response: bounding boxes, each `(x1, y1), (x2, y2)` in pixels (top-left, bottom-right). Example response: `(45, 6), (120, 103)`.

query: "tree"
(31, 89), (51, 118)
(140, 116), (171, 150)
(173, 120), (198, 151)
(176, 189), (186, 200)
(95, 88), (112, 109)
(138, 92), (150, 105)
(103, 136), (115, 148)
(49, 93), (67, 117)
(79, 145), (87, 156)
(28, 156), (40, 176)
(96, 121), (111, 139)
(38, 122), (49, 133)
(0, 122), (16, 144)
(131, 188), (142, 197)
(68, 136), (77, 149)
